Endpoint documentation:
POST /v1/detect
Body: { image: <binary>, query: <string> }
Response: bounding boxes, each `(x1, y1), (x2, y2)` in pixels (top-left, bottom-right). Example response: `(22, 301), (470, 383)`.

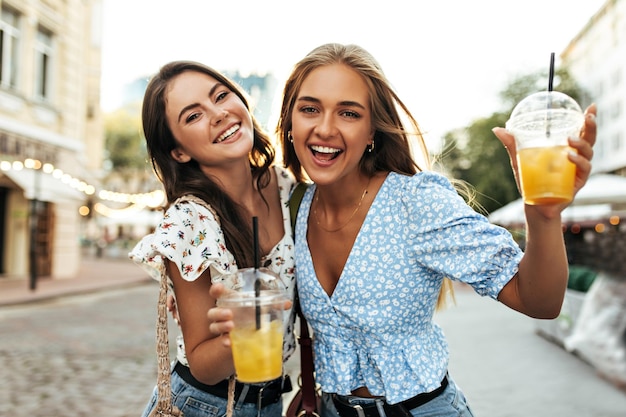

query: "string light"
(0, 157), (165, 216)
(9, 156), (620, 227)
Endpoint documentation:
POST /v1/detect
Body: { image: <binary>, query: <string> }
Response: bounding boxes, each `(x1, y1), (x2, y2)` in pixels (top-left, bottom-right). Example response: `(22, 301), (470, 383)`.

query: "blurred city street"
(1, 2), (625, 417)
(0, 258), (625, 416)
(435, 285), (626, 416)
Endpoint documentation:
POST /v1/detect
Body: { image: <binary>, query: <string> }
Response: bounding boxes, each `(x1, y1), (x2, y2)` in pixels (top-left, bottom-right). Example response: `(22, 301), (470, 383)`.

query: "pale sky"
(100, 0), (607, 148)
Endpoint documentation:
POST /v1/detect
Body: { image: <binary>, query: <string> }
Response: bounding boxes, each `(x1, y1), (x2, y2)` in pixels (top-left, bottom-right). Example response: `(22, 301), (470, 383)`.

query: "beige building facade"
(0, 0), (103, 280)
(562, 0), (626, 175)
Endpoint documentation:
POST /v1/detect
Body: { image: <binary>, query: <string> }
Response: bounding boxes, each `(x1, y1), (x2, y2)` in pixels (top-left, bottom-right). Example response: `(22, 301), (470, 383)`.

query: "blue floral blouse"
(130, 166), (297, 366)
(294, 171), (524, 404)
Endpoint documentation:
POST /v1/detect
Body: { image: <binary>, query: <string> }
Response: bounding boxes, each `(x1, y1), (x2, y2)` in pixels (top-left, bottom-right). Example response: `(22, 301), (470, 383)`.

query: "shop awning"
(1, 169), (85, 203)
(489, 201), (613, 227)
(571, 174), (626, 205)
(489, 174), (626, 227)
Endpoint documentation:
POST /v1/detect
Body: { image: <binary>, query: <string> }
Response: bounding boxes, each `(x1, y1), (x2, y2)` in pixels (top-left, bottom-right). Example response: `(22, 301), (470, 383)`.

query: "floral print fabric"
(295, 171), (524, 404)
(129, 166), (297, 365)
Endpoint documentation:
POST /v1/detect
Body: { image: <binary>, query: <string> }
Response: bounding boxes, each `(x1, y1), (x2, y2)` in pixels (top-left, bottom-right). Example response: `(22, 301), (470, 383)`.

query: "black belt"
(332, 375), (449, 417)
(173, 362), (289, 407)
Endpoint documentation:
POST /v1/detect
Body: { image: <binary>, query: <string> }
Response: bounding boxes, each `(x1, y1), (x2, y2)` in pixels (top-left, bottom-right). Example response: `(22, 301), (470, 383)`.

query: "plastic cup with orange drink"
(217, 267), (287, 383)
(506, 90), (584, 205)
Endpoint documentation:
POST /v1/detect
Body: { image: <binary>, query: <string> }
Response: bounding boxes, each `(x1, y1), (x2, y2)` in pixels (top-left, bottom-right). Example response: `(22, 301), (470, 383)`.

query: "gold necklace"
(313, 179), (370, 233)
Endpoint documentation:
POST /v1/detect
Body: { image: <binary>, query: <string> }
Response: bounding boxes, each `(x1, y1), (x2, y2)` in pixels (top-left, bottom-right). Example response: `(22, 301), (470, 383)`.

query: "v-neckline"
(302, 174), (391, 299)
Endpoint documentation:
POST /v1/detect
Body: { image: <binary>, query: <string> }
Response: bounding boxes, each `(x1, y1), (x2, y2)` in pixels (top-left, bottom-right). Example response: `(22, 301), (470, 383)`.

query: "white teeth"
(311, 145), (340, 154)
(215, 125), (239, 143)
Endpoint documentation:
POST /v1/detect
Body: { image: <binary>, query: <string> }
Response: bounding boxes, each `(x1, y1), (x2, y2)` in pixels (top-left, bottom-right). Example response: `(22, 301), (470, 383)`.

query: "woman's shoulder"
(172, 194), (219, 211)
(150, 196), (234, 280)
(161, 195), (221, 230)
(387, 170), (456, 194)
(271, 165), (299, 205)
(272, 165), (296, 189)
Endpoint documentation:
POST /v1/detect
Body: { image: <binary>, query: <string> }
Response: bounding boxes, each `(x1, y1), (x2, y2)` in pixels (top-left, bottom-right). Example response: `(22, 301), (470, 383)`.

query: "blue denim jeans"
(141, 368), (283, 417)
(320, 376), (474, 417)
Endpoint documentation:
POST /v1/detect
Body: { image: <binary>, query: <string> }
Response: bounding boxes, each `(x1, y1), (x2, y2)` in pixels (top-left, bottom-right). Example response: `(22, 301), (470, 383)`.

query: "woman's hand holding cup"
(208, 282), (234, 347)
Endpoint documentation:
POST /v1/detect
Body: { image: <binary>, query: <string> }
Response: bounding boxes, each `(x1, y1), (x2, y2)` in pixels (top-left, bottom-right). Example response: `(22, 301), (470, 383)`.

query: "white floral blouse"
(129, 165), (297, 367)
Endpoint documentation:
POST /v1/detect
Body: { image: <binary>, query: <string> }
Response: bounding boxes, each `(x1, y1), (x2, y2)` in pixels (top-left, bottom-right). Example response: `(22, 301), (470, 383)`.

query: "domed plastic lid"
(221, 267), (287, 294)
(511, 91), (581, 116)
(507, 91), (583, 133)
(217, 267), (288, 306)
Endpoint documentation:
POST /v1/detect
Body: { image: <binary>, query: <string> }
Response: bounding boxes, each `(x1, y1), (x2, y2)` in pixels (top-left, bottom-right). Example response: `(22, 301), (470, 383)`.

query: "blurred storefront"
(489, 173), (626, 389)
(0, 0), (104, 281)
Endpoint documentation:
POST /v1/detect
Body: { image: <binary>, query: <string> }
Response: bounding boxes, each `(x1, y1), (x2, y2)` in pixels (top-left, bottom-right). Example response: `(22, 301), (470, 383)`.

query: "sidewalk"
(0, 256), (152, 307)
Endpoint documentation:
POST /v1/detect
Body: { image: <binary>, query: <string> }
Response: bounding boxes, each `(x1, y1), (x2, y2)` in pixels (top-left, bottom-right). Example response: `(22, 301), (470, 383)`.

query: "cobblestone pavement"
(0, 282), (301, 417)
(0, 284), (165, 416)
(1, 275), (625, 416)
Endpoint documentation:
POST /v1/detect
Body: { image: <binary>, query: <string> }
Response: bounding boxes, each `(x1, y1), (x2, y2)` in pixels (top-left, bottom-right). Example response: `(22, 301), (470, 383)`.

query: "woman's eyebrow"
(296, 96), (366, 109)
(177, 83), (225, 122)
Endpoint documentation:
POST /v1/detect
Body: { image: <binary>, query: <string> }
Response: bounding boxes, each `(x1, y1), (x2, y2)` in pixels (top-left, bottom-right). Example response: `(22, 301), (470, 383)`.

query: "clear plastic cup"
(217, 267), (287, 383)
(506, 91), (584, 205)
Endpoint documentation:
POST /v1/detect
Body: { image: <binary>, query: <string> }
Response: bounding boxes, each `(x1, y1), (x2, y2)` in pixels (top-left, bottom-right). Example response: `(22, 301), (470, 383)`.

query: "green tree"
(499, 68), (584, 110)
(439, 68), (586, 214)
(104, 106), (146, 175)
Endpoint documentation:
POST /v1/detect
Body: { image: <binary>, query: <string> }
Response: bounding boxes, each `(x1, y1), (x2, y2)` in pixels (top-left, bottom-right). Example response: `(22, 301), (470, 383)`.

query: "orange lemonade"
(230, 320), (283, 383)
(517, 145), (576, 205)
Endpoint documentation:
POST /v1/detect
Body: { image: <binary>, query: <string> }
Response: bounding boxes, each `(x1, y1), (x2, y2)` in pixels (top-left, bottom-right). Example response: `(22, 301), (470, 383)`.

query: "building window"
(610, 99), (622, 121)
(595, 79), (603, 97)
(595, 137), (604, 162)
(34, 27), (54, 101)
(612, 67), (622, 88)
(0, 7), (21, 89)
(613, 131), (623, 154)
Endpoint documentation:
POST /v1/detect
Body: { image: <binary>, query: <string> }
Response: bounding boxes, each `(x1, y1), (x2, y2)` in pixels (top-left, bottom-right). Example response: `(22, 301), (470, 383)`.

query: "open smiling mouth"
(214, 125), (240, 143)
(311, 145), (342, 161)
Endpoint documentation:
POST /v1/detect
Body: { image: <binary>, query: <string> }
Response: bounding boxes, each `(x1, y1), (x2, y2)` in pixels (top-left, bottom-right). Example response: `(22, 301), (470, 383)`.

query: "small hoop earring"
(287, 131), (294, 143)
(367, 141), (375, 153)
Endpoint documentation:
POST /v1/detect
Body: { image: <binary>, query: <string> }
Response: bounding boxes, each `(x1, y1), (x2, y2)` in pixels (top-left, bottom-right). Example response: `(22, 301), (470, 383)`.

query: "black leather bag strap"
(288, 182), (318, 416)
(295, 294), (317, 416)
(289, 182), (309, 233)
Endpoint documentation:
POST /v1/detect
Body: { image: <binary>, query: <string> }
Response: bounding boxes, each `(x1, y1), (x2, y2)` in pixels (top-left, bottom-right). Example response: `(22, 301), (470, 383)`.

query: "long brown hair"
(142, 61), (274, 268)
(276, 43), (454, 308)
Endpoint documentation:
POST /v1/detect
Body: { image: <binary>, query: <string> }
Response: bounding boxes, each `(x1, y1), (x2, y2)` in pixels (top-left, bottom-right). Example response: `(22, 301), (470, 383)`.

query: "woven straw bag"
(148, 268), (184, 417)
(148, 252), (236, 417)
(148, 195), (240, 417)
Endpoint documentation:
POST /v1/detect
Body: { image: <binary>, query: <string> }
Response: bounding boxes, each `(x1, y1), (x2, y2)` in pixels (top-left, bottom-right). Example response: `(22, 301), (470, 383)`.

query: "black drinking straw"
(253, 217), (261, 330)
(546, 52), (555, 137)
(548, 52), (555, 92)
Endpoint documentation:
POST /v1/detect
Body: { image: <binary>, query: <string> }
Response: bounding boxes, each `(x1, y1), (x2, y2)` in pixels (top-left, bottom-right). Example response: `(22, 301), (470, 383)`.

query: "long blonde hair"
(276, 43), (454, 309)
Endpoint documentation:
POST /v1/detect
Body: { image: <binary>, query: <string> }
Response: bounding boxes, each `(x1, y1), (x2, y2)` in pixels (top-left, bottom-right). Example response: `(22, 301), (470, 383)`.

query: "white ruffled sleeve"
(129, 197), (236, 282)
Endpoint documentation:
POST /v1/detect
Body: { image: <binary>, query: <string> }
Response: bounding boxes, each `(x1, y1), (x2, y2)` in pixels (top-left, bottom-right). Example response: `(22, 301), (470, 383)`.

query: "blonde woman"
(272, 43), (597, 417)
